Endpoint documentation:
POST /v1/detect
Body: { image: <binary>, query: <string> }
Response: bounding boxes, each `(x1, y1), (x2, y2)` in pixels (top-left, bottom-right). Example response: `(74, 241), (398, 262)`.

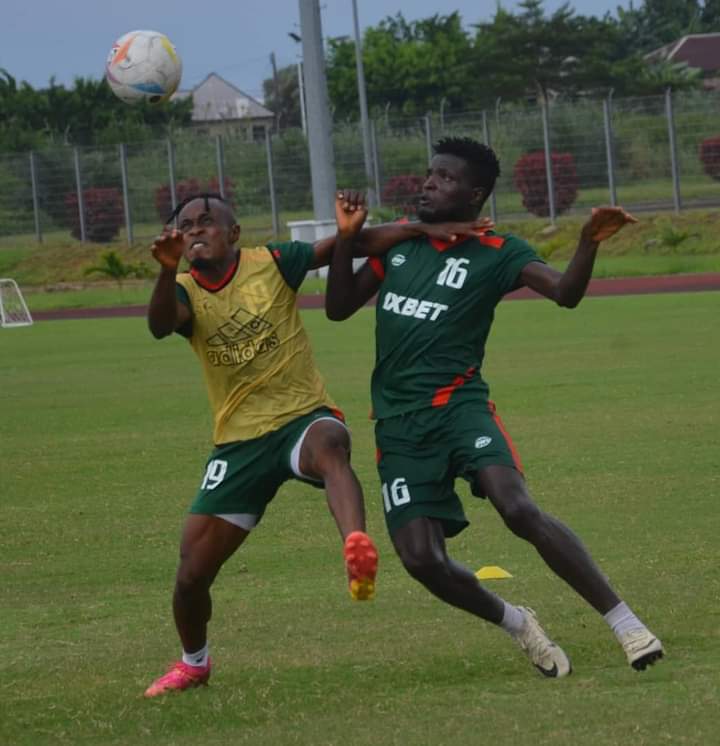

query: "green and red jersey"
(367, 230), (543, 419)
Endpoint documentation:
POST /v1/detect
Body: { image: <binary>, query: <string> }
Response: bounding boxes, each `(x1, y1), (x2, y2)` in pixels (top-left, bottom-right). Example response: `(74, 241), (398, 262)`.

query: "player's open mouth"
(190, 241), (207, 249)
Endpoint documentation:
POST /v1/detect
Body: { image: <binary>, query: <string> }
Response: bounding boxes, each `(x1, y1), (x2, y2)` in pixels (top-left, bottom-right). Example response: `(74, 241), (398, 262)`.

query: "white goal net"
(0, 278), (33, 328)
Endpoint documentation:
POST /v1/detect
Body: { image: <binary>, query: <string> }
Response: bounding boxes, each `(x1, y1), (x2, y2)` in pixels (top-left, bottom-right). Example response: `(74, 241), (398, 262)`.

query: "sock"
(182, 643), (209, 668)
(604, 601), (646, 640)
(499, 602), (526, 636)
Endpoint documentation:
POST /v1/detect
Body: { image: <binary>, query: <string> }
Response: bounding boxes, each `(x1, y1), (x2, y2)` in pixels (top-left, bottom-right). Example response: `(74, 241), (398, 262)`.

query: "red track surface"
(31, 272), (720, 321)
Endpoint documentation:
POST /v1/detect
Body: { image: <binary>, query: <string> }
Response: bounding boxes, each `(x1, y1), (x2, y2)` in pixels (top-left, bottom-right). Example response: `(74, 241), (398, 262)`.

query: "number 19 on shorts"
(382, 477), (411, 512)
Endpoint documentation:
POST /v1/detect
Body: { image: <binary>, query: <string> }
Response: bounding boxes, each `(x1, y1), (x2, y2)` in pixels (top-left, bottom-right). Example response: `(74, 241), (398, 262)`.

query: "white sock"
(182, 643), (209, 668)
(499, 602), (526, 636)
(604, 601), (646, 640)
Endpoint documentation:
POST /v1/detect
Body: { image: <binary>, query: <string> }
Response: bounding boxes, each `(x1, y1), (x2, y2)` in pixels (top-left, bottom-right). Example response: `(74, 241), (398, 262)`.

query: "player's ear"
(471, 187), (486, 208)
(229, 223), (241, 243)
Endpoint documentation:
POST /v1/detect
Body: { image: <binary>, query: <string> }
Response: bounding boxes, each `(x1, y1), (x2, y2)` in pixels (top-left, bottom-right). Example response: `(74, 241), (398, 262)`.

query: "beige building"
(173, 73), (275, 139)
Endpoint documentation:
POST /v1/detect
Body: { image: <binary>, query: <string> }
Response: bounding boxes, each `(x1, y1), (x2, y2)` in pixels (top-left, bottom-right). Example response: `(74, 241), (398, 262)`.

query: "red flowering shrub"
(65, 187), (125, 243)
(381, 174), (425, 215)
(513, 151), (578, 217)
(699, 136), (720, 181)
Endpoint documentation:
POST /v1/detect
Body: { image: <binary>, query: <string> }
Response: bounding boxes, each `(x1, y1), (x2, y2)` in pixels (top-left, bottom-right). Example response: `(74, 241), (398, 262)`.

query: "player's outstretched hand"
(151, 228), (184, 270)
(582, 206), (638, 243)
(420, 217), (495, 243)
(335, 190), (368, 238)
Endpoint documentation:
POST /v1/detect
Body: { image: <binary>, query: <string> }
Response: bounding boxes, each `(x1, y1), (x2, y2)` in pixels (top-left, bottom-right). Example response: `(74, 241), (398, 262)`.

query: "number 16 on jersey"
(382, 477), (411, 512)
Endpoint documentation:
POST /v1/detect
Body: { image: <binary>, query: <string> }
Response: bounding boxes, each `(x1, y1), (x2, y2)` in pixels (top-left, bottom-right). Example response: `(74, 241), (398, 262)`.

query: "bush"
(513, 151), (578, 218)
(699, 136), (720, 181)
(381, 174), (424, 215)
(65, 187), (125, 242)
(154, 177), (236, 221)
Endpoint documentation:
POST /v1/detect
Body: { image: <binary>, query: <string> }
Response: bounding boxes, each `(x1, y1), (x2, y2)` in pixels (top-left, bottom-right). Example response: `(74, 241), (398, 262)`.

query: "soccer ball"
(105, 30), (182, 105)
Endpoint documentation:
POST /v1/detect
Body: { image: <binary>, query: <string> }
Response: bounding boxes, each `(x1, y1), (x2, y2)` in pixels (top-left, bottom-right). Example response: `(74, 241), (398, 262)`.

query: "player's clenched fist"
(335, 190), (368, 238)
(151, 228), (185, 270)
(582, 206), (638, 243)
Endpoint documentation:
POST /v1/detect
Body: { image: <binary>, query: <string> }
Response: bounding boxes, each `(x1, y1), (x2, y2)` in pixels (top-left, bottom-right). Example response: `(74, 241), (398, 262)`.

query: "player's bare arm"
(325, 191), (381, 321)
(312, 214), (493, 267)
(148, 228), (192, 338)
(519, 206), (638, 308)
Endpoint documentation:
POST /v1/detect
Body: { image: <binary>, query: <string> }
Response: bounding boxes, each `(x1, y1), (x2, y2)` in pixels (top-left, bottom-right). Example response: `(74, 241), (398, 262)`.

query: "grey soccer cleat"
(513, 607), (572, 678)
(619, 628), (664, 671)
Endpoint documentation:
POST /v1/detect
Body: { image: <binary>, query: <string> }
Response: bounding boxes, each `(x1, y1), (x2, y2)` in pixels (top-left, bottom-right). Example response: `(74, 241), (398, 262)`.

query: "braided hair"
(165, 192), (233, 225)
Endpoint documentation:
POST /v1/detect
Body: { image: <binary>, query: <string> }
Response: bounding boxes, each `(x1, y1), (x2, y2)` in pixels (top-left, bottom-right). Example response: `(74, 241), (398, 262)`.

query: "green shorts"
(189, 407), (347, 529)
(375, 399), (523, 538)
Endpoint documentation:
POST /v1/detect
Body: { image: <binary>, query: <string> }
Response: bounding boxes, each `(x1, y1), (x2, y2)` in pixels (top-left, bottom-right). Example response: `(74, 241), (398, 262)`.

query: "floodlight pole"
(352, 0), (375, 205)
(298, 0), (336, 221)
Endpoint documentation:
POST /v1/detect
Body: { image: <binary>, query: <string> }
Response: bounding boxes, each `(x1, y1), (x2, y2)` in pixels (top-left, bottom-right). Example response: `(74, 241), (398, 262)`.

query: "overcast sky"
(2, 0), (630, 101)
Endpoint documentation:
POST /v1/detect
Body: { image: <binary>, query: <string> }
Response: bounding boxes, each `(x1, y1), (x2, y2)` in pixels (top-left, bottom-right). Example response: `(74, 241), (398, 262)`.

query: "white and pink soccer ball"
(105, 30), (182, 105)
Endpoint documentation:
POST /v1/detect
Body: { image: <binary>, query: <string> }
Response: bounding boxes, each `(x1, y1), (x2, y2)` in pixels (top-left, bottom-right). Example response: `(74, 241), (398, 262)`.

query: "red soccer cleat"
(144, 659), (211, 698)
(344, 531), (378, 601)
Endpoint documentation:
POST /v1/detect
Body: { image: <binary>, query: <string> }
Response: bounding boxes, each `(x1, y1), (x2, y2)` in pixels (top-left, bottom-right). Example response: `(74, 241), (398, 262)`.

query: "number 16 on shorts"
(382, 477), (411, 512)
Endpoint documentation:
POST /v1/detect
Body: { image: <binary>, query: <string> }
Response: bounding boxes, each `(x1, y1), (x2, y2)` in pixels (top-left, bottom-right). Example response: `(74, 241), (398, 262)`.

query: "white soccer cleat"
(513, 607), (572, 678)
(619, 628), (664, 671)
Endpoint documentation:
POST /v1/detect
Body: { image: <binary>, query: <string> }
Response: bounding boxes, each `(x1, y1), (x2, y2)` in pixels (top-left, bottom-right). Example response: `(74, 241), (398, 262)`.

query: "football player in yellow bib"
(143, 191), (490, 696)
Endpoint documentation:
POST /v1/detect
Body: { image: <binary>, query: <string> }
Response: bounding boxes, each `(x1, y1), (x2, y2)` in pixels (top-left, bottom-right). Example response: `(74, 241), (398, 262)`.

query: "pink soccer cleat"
(144, 659), (211, 698)
(344, 531), (378, 601)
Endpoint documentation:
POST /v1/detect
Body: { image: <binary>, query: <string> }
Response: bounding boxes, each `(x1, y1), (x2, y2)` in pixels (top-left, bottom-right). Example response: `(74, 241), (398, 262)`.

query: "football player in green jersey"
(143, 192), (490, 696)
(326, 137), (664, 678)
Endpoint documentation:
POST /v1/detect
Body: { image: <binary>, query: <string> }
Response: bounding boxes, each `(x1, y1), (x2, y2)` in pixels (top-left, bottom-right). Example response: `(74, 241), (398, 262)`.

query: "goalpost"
(0, 279), (33, 328)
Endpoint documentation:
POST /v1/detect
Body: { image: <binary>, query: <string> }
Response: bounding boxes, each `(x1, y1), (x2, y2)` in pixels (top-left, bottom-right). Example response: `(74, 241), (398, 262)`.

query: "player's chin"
(189, 257), (214, 270)
(417, 205), (437, 223)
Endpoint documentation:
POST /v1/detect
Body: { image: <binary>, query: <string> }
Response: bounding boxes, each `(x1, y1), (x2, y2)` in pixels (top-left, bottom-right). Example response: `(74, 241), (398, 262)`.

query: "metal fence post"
(29, 151), (42, 243)
(665, 88), (682, 213)
(370, 119), (382, 207)
(264, 128), (280, 239)
(119, 143), (133, 246)
(167, 139), (178, 213)
(73, 147), (86, 242)
(602, 96), (618, 207)
(481, 111), (498, 223)
(215, 134), (226, 198)
(540, 98), (556, 224)
(424, 113), (433, 166)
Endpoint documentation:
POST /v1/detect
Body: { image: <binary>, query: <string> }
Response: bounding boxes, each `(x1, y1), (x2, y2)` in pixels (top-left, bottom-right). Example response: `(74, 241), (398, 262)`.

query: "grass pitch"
(1, 292), (719, 745)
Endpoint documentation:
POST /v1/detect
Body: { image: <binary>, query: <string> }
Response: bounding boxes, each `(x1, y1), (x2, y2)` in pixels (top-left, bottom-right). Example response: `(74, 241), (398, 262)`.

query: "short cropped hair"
(433, 136), (500, 197)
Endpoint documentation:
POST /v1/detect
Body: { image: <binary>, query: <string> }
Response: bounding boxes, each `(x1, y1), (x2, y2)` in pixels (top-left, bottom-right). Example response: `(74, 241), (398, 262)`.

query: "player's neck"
(191, 250), (239, 288)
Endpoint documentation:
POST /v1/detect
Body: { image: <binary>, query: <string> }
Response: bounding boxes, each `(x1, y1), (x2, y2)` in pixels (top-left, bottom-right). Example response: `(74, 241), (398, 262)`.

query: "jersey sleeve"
(175, 282), (193, 338)
(494, 235), (545, 295)
(266, 240), (316, 291)
(368, 254), (387, 280)
(176, 282), (191, 307)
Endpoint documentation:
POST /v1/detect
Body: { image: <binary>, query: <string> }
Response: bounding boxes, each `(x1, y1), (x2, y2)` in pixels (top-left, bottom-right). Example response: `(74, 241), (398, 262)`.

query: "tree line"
(266, 0), (720, 127)
(1, 0), (718, 153)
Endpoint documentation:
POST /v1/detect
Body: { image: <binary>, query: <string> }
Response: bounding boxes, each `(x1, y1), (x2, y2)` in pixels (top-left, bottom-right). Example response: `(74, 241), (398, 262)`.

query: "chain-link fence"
(1, 89), (719, 247)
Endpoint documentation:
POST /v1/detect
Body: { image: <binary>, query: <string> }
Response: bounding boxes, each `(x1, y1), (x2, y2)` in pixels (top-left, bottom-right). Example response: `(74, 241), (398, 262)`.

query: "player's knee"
(175, 561), (212, 598)
(500, 496), (542, 539)
(396, 543), (447, 585)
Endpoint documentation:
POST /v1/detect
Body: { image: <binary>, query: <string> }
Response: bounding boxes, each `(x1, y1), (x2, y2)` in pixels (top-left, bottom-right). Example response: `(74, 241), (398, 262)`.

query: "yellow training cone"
(475, 565), (513, 580)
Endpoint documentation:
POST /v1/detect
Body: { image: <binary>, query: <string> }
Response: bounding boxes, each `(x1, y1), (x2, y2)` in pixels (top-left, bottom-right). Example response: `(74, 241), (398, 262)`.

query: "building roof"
(645, 33), (720, 72)
(174, 73), (274, 122)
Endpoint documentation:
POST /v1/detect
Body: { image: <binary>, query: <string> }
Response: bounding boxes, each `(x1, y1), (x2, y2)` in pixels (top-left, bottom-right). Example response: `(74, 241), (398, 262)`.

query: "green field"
(2, 293), (719, 745)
